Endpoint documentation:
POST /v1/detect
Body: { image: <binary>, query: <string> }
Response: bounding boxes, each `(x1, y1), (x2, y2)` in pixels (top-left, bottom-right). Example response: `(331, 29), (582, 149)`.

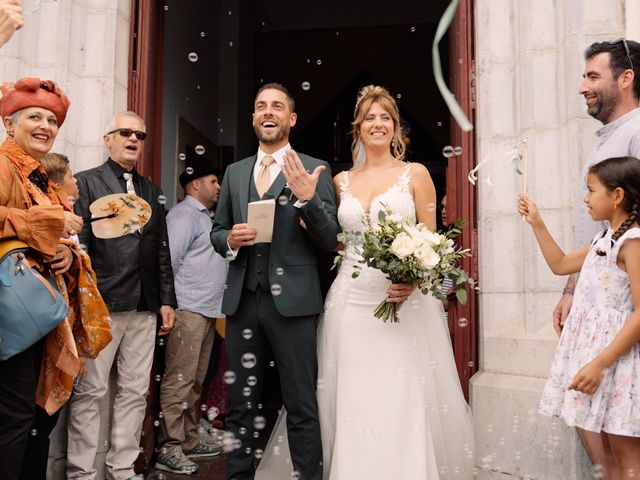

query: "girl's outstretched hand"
(569, 359), (605, 395)
(517, 194), (542, 226)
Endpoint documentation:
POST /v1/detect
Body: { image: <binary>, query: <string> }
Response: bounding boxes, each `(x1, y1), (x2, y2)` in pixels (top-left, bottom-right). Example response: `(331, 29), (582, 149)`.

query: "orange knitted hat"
(0, 77), (71, 126)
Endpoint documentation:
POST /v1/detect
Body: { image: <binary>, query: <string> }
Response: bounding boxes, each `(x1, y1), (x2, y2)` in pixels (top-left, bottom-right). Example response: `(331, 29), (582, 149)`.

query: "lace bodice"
(338, 164), (415, 233)
(337, 165), (416, 270)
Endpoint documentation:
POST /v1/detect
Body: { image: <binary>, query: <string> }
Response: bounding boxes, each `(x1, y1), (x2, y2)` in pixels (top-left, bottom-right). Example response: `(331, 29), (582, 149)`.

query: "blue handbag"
(0, 240), (68, 361)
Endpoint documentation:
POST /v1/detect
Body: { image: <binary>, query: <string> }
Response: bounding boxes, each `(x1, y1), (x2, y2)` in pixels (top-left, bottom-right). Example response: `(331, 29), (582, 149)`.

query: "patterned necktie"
(123, 172), (136, 196)
(256, 155), (276, 198)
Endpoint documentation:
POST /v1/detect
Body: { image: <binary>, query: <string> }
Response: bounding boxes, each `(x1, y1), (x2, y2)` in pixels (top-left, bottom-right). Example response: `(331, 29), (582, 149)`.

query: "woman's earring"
(613, 201), (619, 210)
(6, 129), (14, 137)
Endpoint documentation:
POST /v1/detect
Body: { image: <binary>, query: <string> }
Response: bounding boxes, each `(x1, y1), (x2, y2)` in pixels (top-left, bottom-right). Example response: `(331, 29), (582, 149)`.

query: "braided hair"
(588, 156), (640, 255)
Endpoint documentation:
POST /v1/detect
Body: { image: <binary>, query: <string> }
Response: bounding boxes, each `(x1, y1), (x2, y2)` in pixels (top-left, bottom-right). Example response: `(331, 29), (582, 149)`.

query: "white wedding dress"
(257, 166), (475, 479)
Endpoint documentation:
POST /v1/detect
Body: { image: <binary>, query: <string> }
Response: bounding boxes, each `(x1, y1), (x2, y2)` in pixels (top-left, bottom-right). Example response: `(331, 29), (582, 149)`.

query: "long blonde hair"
(350, 85), (408, 167)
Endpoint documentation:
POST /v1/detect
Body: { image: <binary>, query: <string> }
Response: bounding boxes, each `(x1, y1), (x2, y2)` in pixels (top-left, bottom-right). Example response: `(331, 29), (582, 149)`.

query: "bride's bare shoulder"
(406, 162), (433, 181)
(333, 170), (346, 188)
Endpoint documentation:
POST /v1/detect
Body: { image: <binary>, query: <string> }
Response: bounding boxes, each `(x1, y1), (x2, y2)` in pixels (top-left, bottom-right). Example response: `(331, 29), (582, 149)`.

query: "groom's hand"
(228, 223), (257, 249)
(282, 150), (325, 202)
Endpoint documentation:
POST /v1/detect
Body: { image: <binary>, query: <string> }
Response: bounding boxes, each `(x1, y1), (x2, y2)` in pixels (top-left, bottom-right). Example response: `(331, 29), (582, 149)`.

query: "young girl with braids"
(518, 156), (640, 478)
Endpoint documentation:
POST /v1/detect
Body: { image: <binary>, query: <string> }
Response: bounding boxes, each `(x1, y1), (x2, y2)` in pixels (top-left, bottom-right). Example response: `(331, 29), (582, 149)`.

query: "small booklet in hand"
(248, 199), (276, 243)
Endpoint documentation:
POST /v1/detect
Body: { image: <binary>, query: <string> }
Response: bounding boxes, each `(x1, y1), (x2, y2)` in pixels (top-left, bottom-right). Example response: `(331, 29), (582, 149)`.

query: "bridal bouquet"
(336, 207), (473, 322)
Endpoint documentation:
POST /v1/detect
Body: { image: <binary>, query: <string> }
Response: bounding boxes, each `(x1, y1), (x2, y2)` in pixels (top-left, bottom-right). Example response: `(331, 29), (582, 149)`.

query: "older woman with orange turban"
(0, 78), (110, 480)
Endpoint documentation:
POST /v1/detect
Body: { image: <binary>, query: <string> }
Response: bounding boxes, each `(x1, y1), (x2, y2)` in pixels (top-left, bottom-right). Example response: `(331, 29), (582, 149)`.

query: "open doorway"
(131, 0), (476, 394)
(128, 0), (477, 469)
(132, 0), (477, 388)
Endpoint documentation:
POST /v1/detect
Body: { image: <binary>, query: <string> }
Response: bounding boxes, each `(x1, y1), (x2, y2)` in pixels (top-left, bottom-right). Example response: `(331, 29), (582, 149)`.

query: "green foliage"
(335, 205), (475, 322)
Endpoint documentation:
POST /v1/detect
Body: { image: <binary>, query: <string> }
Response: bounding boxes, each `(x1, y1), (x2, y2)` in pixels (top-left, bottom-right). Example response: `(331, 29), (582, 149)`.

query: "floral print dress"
(539, 227), (640, 436)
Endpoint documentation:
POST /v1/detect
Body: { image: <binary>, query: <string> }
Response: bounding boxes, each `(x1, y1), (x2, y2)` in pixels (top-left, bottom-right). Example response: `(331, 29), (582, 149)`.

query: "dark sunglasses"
(107, 128), (147, 140)
(610, 37), (634, 72)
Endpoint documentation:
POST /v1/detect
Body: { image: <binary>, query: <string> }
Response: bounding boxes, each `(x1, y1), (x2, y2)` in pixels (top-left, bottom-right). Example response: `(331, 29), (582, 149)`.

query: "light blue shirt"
(167, 195), (228, 318)
(575, 108), (640, 248)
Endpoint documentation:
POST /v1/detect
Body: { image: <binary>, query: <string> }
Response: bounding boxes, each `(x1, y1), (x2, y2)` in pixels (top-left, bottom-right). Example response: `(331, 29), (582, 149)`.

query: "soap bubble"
(195, 145), (205, 155)
(224, 370), (237, 384)
(207, 407), (219, 420)
(241, 353), (257, 369)
(188, 52), (198, 62)
(253, 416), (267, 430)
(442, 146), (455, 158)
(301, 81), (311, 91)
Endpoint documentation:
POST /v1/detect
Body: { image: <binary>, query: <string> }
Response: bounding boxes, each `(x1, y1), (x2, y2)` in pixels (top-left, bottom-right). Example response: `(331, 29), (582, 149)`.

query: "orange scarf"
(36, 241), (112, 414)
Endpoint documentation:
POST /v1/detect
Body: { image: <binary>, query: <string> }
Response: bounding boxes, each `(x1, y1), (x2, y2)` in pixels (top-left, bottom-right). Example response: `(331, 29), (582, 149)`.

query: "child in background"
(40, 152), (79, 202)
(518, 156), (640, 478)
(41, 152), (80, 242)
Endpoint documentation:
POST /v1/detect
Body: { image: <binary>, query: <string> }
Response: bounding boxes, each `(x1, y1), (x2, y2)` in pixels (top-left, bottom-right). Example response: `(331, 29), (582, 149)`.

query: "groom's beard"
(254, 124), (291, 145)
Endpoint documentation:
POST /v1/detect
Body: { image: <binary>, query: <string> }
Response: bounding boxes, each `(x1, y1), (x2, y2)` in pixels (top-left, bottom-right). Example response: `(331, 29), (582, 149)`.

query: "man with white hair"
(67, 111), (177, 480)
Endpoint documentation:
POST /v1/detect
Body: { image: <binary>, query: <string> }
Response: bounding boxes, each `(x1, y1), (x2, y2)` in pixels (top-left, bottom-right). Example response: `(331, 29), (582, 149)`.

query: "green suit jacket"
(211, 152), (341, 317)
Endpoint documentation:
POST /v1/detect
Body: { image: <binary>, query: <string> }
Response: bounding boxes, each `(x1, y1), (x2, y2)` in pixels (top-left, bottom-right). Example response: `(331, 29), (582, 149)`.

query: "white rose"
(387, 213), (403, 224)
(442, 238), (455, 254)
(414, 245), (440, 269)
(412, 228), (442, 248)
(390, 233), (416, 258)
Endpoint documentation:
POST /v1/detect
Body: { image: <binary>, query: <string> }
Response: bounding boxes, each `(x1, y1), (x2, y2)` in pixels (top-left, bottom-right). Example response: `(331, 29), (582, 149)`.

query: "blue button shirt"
(167, 195), (228, 317)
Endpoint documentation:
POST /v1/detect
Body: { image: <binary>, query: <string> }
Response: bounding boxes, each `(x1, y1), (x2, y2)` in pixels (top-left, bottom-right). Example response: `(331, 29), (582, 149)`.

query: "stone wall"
(471, 0), (636, 478)
(0, 0), (131, 174)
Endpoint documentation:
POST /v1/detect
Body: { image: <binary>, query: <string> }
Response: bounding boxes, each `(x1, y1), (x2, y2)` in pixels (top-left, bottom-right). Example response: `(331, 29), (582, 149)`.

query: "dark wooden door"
(447, 0), (478, 401)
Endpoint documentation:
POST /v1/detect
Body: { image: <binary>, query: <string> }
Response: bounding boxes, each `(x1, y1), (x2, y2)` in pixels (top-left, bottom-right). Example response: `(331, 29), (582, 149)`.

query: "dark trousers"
(224, 287), (322, 480)
(0, 341), (43, 480)
(19, 405), (62, 479)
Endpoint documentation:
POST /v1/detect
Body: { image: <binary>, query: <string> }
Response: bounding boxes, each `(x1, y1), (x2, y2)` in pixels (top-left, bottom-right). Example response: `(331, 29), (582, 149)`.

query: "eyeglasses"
(107, 128), (147, 140)
(611, 37), (634, 72)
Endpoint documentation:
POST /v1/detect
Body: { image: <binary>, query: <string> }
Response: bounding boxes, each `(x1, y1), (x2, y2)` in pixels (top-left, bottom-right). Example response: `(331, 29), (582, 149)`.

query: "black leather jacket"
(74, 161), (176, 313)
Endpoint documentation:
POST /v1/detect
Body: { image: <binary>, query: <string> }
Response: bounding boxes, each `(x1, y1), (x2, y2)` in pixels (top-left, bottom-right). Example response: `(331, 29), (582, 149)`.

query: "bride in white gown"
(257, 85), (474, 479)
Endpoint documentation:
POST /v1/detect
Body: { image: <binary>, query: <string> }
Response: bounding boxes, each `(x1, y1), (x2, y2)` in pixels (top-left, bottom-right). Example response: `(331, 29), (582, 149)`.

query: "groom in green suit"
(211, 83), (340, 480)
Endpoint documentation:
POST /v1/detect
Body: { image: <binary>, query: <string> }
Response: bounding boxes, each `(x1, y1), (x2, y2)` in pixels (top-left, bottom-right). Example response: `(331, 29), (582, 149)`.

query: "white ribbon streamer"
(432, 0), (473, 132)
(467, 141), (527, 186)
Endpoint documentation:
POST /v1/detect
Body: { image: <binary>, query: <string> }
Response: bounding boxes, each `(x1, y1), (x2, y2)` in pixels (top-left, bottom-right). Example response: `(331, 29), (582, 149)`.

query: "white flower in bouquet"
(387, 213), (404, 224)
(442, 238), (455, 254)
(412, 226), (443, 248)
(390, 232), (417, 258)
(414, 245), (440, 269)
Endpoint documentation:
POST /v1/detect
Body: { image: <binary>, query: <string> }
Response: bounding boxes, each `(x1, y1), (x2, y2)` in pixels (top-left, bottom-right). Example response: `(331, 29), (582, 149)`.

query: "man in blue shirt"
(156, 160), (228, 475)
